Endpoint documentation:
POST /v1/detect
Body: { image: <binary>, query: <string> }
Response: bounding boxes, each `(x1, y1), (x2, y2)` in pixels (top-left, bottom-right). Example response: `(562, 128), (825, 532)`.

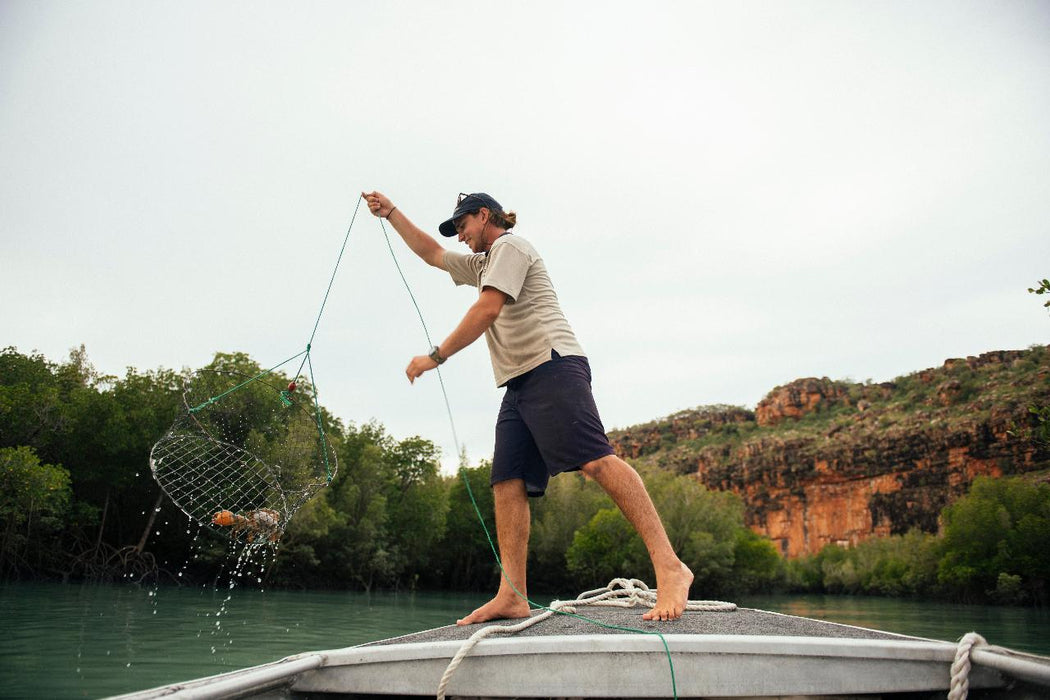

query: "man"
(363, 190), (693, 624)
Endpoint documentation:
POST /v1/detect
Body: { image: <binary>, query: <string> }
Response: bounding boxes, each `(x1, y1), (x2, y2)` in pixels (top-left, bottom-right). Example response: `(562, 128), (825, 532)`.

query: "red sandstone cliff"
(609, 347), (1050, 557)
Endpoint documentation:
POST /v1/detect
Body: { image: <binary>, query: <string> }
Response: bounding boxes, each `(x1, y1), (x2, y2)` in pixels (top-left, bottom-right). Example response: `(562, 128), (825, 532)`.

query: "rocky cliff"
(609, 346), (1050, 557)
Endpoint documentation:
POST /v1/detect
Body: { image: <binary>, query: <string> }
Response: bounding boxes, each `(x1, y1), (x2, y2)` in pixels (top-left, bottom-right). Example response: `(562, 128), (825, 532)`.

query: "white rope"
(948, 632), (986, 700)
(436, 577), (736, 700)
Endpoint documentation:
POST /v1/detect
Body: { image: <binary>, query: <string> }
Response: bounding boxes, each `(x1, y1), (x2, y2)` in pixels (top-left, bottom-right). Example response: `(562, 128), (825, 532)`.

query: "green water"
(1, 583), (1047, 699)
(0, 583), (491, 699)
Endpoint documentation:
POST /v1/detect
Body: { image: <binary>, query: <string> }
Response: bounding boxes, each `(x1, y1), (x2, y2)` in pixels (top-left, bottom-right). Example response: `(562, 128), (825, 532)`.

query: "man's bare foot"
(643, 562), (694, 621)
(456, 594), (531, 626)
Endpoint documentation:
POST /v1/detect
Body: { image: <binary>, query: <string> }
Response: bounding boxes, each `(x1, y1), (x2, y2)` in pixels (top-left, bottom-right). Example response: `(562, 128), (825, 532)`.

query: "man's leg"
(581, 454), (694, 621)
(456, 478), (533, 625)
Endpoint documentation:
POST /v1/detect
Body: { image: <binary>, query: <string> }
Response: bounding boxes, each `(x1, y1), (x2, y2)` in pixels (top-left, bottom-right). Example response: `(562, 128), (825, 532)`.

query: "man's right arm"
(362, 191), (446, 269)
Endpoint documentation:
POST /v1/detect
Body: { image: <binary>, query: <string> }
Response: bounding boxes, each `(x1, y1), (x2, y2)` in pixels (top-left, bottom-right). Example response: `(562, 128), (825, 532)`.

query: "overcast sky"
(3, 1), (1048, 472)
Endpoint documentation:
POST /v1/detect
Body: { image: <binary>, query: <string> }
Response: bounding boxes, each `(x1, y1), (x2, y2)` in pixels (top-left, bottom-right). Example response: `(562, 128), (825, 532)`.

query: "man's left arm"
(405, 286), (508, 384)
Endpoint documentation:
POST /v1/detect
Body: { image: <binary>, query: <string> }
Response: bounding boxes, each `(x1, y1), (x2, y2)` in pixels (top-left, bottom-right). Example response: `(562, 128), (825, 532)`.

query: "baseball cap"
(438, 192), (503, 237)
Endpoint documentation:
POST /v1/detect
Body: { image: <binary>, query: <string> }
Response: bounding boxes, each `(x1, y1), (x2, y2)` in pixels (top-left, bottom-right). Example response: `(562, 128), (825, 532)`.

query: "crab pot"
(150, 368), (338, 542)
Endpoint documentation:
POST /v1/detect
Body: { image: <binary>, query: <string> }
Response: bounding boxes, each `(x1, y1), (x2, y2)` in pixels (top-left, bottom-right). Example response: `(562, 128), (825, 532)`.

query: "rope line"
(377, 215), (462, 455)
(188, 348), (309, 413)
(306, 351), (334, 483)
(190, 196), (362, 413)
(437, 578), (735, 700)
(303, 196), (364, 353)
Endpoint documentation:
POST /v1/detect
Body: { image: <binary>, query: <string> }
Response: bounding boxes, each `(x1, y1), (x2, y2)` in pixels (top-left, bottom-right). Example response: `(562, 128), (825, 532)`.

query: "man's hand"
(362, 191), (395, 219)
(406, 354), (439, 384)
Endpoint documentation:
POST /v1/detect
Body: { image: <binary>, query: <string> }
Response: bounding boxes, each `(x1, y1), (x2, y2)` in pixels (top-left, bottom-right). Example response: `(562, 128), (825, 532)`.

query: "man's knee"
(581, 453), (621, 479)
(492, 478), (527, 499)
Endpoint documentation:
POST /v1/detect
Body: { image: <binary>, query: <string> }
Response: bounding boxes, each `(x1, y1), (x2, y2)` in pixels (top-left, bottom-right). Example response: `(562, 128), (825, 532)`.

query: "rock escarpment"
(609, 347), (1050, 557)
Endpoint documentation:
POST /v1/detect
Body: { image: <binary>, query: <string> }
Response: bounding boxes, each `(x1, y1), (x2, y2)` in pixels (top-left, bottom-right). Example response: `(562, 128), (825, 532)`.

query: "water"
(1, 583), (1047, 699)
(0, 583), (490, 699)
(738, 593), (1050, 655)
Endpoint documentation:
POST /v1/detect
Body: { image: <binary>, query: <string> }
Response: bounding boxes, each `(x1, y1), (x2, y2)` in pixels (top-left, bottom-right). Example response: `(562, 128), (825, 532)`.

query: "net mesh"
(150, 368), (337, 543)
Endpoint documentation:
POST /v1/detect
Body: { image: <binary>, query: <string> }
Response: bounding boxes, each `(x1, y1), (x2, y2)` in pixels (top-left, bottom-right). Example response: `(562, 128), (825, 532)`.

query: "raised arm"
(362, 191), (446, 269)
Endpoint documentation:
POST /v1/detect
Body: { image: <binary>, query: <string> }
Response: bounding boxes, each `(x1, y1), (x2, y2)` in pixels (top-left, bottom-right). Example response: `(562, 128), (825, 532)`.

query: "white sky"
(3, 1), (1049, 472)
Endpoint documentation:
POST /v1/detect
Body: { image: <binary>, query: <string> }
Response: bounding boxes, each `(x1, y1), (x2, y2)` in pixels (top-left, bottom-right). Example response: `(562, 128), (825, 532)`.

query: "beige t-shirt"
(444, 234), (586, 386)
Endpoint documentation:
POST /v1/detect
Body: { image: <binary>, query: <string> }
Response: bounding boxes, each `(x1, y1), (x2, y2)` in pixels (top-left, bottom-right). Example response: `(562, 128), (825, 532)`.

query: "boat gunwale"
(333, 632), (965, 663)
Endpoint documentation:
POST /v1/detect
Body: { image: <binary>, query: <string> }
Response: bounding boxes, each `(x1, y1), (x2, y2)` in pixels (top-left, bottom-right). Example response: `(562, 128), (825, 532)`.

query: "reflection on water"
(1, 583), (1047, 699)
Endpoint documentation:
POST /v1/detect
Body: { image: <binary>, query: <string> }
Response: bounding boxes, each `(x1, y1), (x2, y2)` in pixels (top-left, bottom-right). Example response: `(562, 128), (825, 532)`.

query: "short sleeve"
(444, 250), (485, 287)
(480, 239), (531, 303)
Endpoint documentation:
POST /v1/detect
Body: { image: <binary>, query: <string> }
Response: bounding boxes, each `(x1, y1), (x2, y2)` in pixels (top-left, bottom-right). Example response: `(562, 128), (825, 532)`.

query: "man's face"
(455, 210), (488, 253)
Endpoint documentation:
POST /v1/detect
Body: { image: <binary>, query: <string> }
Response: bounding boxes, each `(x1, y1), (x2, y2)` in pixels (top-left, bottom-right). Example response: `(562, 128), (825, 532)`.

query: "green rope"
(378, 215), (462, 453)
(307, 351), (334, 483)
(188, 348), (309, 413)
(190, 196), (363, 461)
(299, 197), (362, 367)
(377, 212), (679, 699)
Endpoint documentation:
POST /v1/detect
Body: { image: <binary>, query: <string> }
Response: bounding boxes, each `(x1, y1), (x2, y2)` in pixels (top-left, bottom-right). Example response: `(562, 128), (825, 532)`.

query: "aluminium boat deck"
(112, 605), (1050, 699)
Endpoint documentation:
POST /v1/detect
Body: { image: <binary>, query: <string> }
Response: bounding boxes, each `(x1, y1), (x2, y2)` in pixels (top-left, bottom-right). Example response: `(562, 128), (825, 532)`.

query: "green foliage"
(783, 549), (823, 591)
(4, 342), (1047, 606)
(645, 468), (741, 593)
(1009, 402), (1050, 448)
(567, 508), (649, 586)
(784, 477), (1048, 605)
(0, 446), (72, 577)
(731, 528), (783, 592)
(938, 476), (1050, 603)
(435, 463), (497, 590)
(282, 422), (448, 591)
(528, 472), (607, 591)
(816, 530), (941, 596)
(564, 469), (760, 596)
(785, 530), (942, 597)
(1028, 278), (1050, 311)
(0, 347), (189, 577)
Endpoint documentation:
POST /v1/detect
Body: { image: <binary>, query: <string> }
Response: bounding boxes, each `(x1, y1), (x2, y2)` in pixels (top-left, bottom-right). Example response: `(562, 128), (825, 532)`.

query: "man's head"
(439, 192), (518, 253)
(439, 192), (503, 237)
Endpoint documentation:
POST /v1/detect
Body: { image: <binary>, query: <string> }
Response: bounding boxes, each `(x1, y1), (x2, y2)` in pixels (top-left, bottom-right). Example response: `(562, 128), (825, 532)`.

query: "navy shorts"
(491, 352), (615, 496)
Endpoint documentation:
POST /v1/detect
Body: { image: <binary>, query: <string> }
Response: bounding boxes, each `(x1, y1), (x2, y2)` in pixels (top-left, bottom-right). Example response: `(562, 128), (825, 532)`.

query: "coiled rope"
(437, 578), (735, 700)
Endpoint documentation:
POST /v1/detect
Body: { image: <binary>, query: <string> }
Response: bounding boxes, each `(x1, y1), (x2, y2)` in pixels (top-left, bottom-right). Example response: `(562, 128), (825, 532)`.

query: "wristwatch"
(428, 346), (446, 365)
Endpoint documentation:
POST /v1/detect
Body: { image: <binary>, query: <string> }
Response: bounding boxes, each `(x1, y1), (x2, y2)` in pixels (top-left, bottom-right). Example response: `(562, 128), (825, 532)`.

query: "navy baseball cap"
(438, 192), (503, 237)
